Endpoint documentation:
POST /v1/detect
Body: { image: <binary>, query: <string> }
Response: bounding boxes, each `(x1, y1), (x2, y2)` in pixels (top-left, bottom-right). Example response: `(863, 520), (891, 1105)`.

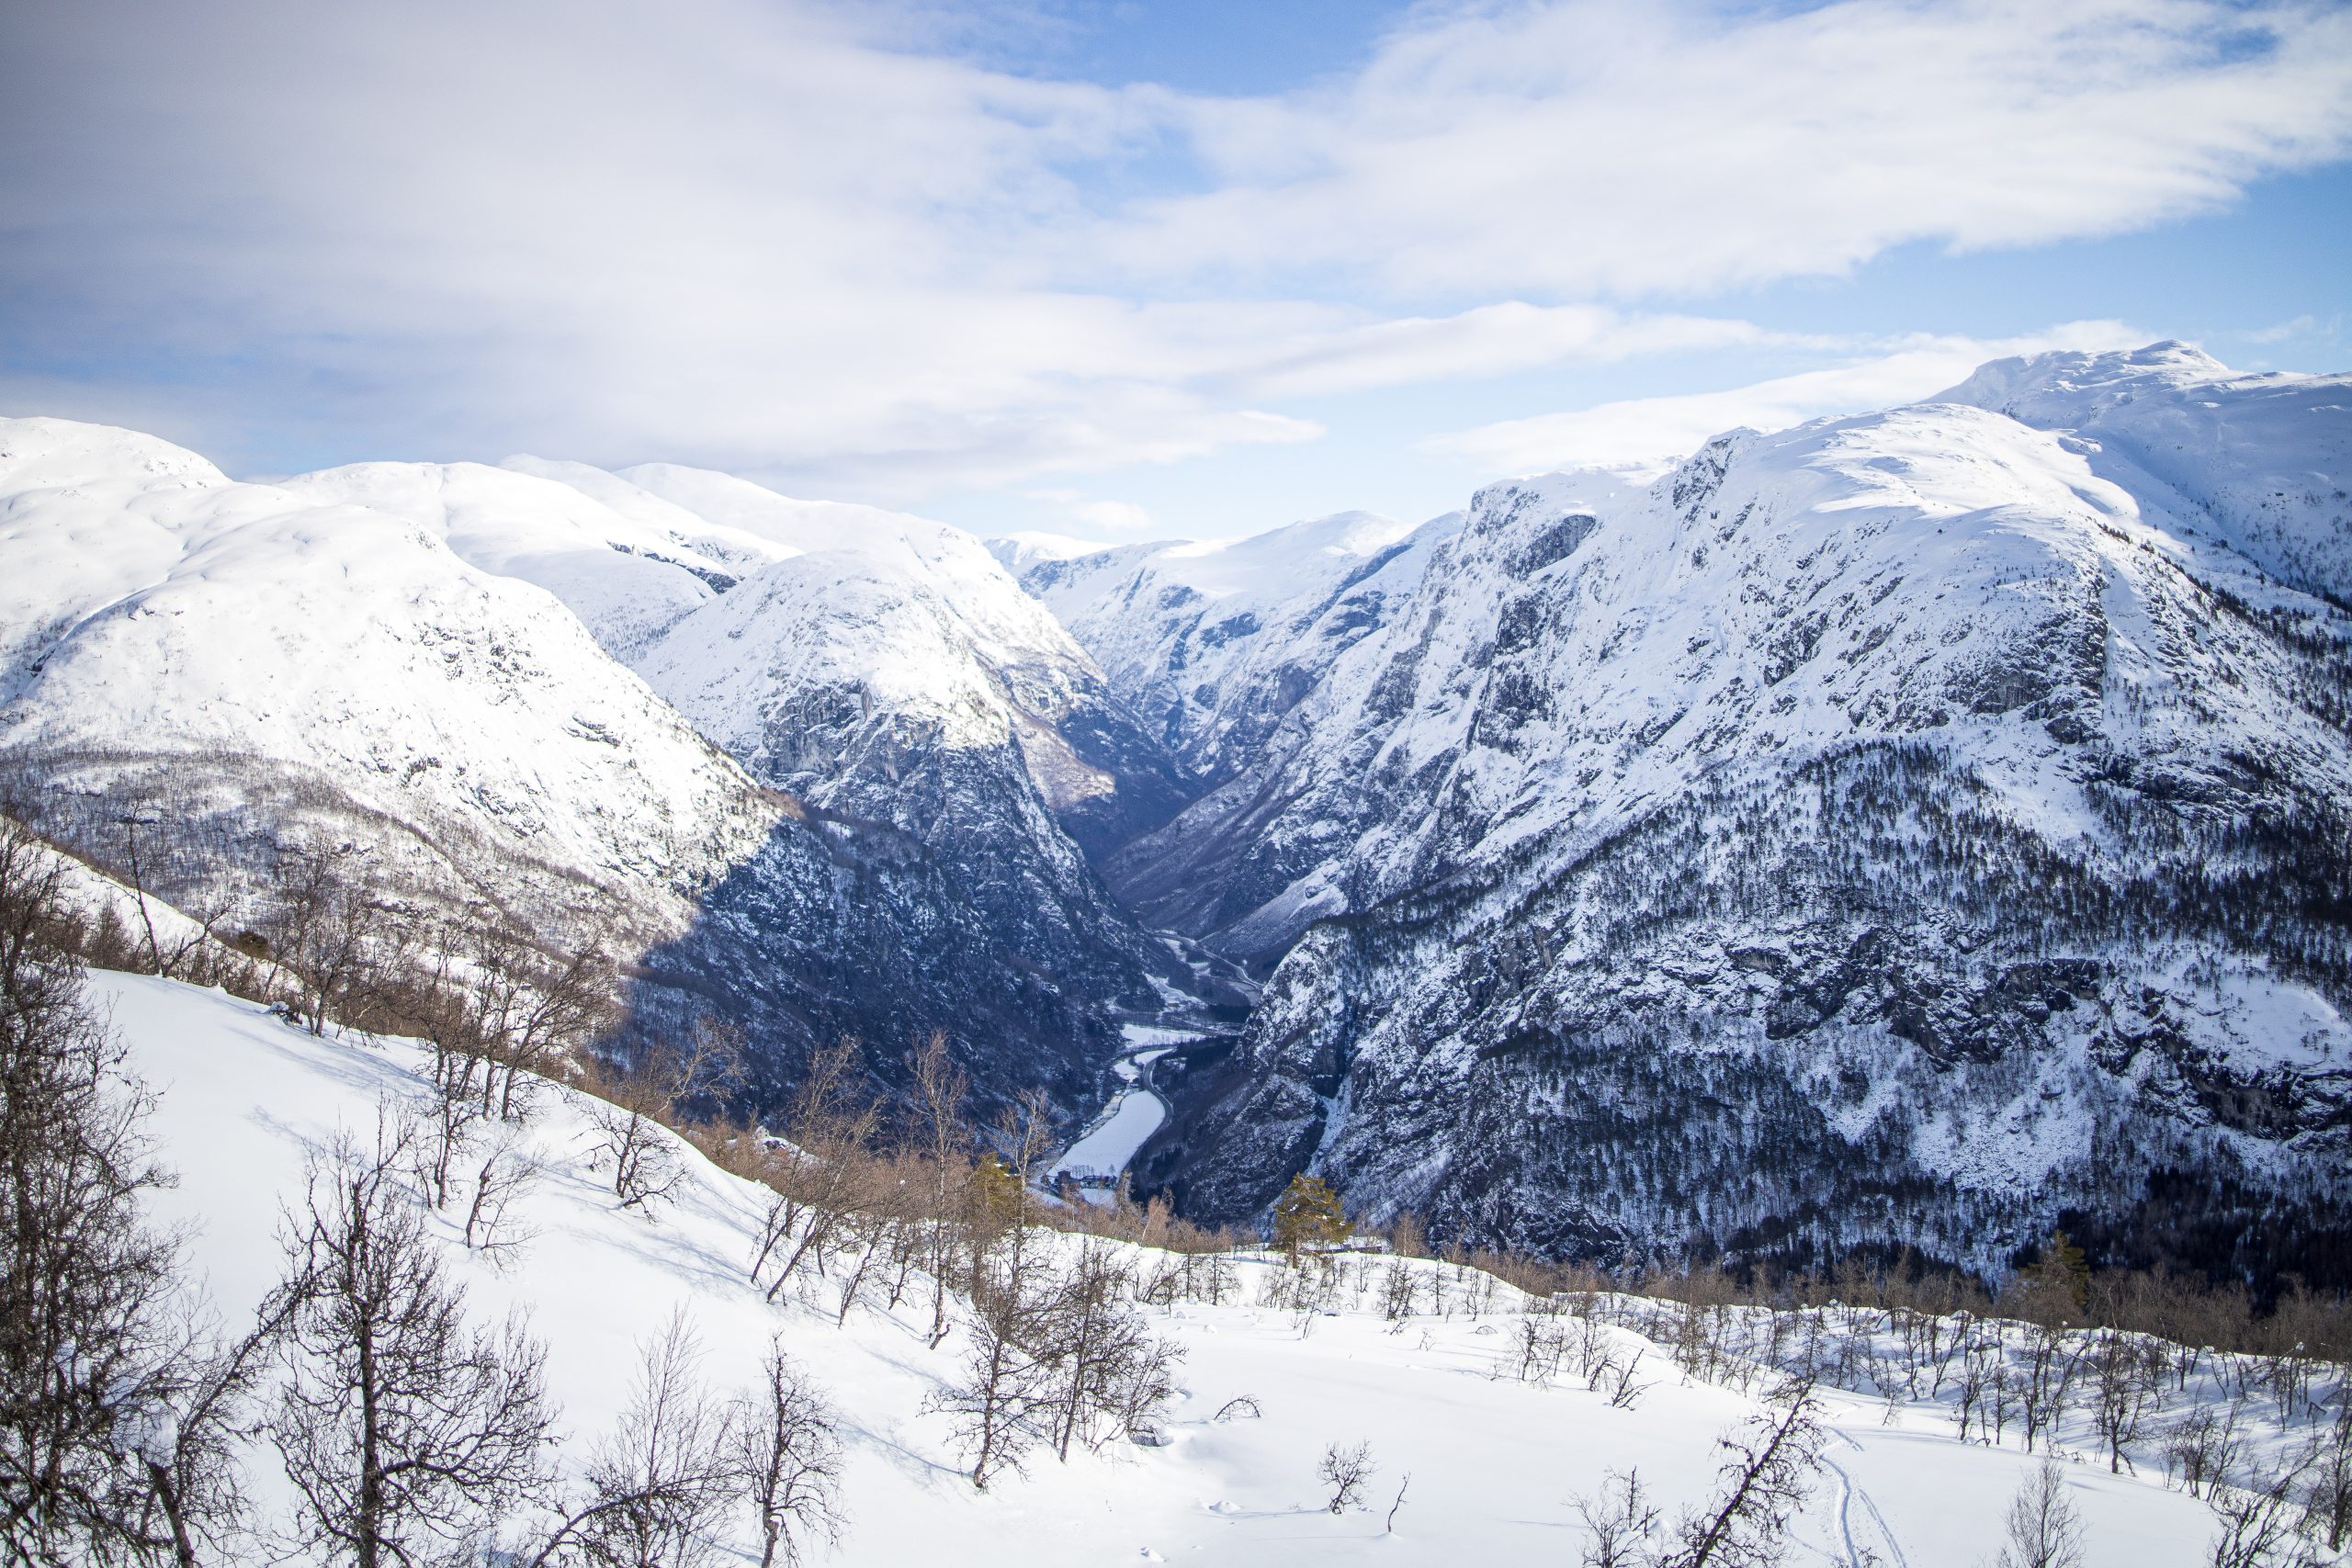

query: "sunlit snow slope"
(0, 418), (772, 942)
(116, 966), (2223, 1567)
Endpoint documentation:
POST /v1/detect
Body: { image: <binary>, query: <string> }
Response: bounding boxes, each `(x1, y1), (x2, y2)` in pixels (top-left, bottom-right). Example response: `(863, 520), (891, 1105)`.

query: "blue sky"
(3, 0), (2348, 542)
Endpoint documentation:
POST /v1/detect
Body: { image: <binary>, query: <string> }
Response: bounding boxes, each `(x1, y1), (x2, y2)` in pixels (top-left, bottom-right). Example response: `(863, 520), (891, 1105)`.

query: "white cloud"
(1424, 322), (2150, 474)
(1123, 0), (2352, 299)
(2, 1), (2344, 494)
(1214, 304), (1799, 400)
(1071, 499), (1157, 532)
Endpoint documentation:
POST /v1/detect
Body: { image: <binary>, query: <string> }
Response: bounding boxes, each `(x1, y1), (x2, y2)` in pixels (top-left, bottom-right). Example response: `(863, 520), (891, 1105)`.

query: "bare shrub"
(728, 1337), (844, 1568)
(928, 1250), (1059, 1491)
(1318, 1439), (1378, 1514)
(266, 1122), (557, 1566)
(1041, 1242), (1185, 1459)
(1994, 1459), (2084, 1568)
(587, 1086), (687, 1214)
(562, 1314), (738, 1568)
(462, 1125), (542, 1262)
(1574, 1469), (1661, 1568)
(2203, 1457), (2317, 1568)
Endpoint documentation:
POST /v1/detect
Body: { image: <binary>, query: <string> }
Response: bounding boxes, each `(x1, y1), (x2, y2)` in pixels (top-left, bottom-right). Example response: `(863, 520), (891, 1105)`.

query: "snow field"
(108, 970), (2234, 1565)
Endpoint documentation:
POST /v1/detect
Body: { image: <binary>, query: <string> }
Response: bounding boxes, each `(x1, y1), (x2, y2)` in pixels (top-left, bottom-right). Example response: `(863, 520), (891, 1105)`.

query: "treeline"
(43, 798), (2352, 1365)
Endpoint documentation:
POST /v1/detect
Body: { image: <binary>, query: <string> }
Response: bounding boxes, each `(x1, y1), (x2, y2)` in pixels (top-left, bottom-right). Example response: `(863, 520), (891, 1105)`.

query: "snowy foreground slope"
(109, 968), (2227, 1566)
(1069, 345), (2352, 1275)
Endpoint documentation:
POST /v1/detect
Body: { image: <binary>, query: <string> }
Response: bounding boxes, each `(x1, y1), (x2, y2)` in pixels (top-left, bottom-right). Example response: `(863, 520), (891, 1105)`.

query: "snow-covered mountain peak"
(639, 547), (1066, 761)
(1934, 339), (2234, 424)
(498, 453), (767, 553)
(618, 461), (956, 565)
(0, 415), (229, 495)
(1931, 339), (2350, 604)
(1012, 505), (1461, 788)
(1467, 468), (1642, 543)
(610, 461), (1104, 671)
(1151, 509), (1416, 593)
(984, 530), (1115, 575)
(278, 458), (753, 662)
(0, 421), (778, 944)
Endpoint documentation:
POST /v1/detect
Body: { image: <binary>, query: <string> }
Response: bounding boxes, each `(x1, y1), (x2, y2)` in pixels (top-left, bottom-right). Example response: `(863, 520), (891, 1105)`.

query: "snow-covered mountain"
(1939, 340), (2352, 606)
(1002, 510), (1460, 786)
(0, 423), (1197, 1120)
(1105, 346), (2352, 1280)
(7, 339), (2346, 1285)
(0, 419), (771, 944)
(616, 462), (1192, 863)
(282, 457), (1208, 1059)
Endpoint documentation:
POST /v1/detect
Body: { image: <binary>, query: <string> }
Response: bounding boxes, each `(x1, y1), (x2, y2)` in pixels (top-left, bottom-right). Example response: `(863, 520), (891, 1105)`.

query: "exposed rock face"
(1108, 354), (2352, 1280)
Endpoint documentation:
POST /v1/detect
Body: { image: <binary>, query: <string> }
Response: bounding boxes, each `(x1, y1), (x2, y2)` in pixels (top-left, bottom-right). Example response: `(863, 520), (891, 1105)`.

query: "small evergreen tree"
(1273, 1173), (1347, 1262)
(971, 1154), (1022, 1227)
(2023, 1232), (2091, 1317)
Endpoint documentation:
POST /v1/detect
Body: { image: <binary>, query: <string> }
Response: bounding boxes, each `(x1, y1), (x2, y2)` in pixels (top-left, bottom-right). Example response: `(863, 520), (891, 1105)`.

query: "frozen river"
(1051, 1045), (1173, 1183)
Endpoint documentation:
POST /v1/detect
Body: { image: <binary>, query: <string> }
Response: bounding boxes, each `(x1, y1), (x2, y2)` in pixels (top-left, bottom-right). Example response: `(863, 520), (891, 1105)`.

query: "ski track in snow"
(1823, 1434), (1910, 1568)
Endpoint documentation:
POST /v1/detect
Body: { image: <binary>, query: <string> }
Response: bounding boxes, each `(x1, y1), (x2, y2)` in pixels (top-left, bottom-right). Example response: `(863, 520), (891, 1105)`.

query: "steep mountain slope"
(1006, 510), (1458, 786)
(1003, 510), (1464, 933)
(0, 421), (1181, 1118)
(1097, 488), (1623, 953)
(1129, 350), (2352, 1280)
(630, 544), (1195, 1046)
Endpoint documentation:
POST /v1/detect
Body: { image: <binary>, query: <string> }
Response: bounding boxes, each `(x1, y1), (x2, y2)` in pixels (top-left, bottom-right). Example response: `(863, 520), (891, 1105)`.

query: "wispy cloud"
(2245, 314), (2323, 344)
(1212, 305), (1798, 400)
(1021, 488), (1161, 534)
(1124, 0), (2352, 298)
